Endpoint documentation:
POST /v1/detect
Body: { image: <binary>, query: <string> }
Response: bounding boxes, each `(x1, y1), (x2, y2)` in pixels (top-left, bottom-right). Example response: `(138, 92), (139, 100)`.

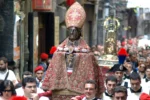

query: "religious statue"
(104, 17), (120, 55)
(105, 30), (117, 55)
(42, 2), (104, 100)
(98, 16), (120, 67)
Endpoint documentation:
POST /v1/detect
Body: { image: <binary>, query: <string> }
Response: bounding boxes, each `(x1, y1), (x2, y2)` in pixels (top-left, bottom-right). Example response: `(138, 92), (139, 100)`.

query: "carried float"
(98, 16), (120, 68)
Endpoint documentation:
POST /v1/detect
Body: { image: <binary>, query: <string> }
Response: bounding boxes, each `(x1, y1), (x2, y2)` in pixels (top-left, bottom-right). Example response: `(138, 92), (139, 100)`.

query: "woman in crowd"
(0, 80), (16, 100)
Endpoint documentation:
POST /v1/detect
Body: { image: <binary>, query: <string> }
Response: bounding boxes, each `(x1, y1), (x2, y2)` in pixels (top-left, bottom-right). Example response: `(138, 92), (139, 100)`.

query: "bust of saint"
(42, 2), (104, 99)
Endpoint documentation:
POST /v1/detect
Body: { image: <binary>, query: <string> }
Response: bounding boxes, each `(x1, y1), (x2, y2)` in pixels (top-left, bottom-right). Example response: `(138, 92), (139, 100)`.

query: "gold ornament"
(104, 17), (120, 31)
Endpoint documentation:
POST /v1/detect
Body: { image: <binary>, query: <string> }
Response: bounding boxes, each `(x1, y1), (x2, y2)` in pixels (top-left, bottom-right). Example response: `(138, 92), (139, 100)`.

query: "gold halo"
(104, 17), (120, 31)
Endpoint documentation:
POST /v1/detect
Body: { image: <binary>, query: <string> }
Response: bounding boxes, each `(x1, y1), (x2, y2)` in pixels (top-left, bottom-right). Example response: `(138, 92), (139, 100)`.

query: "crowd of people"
(90, 33), (150, 99)
(1, 49), (150, 100)
(0, 56), (52, 100)
(90, 36), (150, 100)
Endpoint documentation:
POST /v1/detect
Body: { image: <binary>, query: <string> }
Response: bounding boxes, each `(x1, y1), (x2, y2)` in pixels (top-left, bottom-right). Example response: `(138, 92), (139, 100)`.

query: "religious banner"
(32, 0), (52, 11)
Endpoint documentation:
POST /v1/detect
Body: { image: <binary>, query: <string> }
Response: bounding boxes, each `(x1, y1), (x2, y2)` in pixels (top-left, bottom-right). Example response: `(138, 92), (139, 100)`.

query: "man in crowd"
(136, 57), (146, 79)
(0, 57), (18, 86)
(142, 49), (148, 58)
(145, 57), (150, 67)
(16, 77), (49, 100)
(102, 75), (117, 100)
(22, 71), (33, 78)
(141, 66), (150, 89)
(113, 86), (127, 100)
(15, 71), (33, 89)
(137, 63), (146, 79)
(128, 52), (138, 70)
(34, 66), (44, 88)
(108, 64), (127, 87)
(124, 62), (133, 77)
(71, 80), (101, 100)
(123, 62), (134, 88)
(127, 72), (149, 100)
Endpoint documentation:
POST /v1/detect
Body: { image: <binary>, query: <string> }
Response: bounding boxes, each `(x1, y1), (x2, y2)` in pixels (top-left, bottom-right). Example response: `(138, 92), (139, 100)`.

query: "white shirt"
(16, 87), (49, 100)
(102, 92), (112, 100)
(141, 78), (150, 90)
(0, 69), (18, 84)
(121, 78), (131, 88)
(82, 97), (101, 100)
(127, 87), (149, 100)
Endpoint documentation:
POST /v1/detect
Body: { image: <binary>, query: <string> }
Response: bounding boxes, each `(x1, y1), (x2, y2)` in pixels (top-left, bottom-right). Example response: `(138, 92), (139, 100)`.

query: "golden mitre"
(65, 2), (86, 28)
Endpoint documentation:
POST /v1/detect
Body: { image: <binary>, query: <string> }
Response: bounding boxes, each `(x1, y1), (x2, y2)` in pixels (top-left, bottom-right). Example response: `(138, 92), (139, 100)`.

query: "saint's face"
(68, 27), (81, 41)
